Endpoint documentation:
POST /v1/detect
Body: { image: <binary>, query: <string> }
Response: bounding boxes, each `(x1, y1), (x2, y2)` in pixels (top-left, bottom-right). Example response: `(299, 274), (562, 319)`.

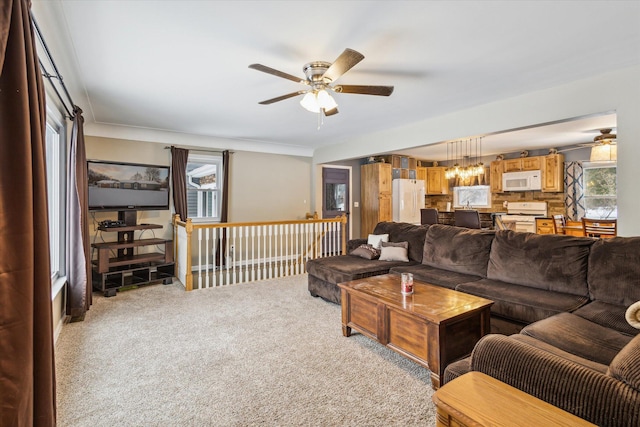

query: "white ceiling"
(32, 1), (640, 160)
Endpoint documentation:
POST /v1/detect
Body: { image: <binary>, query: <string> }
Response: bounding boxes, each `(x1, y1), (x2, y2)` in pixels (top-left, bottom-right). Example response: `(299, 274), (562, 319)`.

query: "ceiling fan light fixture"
(316, 89), (337, 110)
(300, 91), (320, 113)
(590, 143), (617, 162)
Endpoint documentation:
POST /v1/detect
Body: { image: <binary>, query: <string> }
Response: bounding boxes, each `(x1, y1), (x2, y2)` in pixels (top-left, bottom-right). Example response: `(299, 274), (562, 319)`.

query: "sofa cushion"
(521, 312), (633, 366)
(456, 278), (589, 325)
(587, 237), (640, 306)
(306, 254), (417, 286)
(372, 222), (430, 263)
(511, 334), (609, 373)
(390, 264), (482, 290)
(487, 230), (594, 296)
(573, 301), (640, 337)
(422, 224), (495, 277)
(456, 278), (589, 324)
(608, 334), (640, 392)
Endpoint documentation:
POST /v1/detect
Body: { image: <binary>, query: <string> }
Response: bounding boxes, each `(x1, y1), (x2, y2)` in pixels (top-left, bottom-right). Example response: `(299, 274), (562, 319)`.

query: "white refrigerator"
(392, 179), (426, 224)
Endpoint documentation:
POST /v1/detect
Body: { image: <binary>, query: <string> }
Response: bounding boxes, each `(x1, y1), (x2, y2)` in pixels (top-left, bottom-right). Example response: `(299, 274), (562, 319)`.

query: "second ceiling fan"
(249, 48), (394, 116)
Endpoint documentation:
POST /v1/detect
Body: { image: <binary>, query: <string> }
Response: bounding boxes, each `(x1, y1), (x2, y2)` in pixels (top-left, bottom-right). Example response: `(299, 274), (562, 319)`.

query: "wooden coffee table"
(338, 274), (493, 389)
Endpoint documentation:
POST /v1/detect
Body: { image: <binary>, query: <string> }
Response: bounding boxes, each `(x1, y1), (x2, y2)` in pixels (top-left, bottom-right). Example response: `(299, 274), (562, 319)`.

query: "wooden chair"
(420, 208), (439, 225)
(582, 218), (617, 239)
(552, 214), (566, 234)
(454, 209), (481, 229)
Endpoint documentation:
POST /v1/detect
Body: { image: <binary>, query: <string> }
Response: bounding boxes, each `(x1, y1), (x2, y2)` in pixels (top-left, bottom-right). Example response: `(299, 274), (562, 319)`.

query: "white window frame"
(186, 153), (223, 222)
(452, 185), (491, 208)
(582, 161), (617, 219)
(45, 106), (67, 292)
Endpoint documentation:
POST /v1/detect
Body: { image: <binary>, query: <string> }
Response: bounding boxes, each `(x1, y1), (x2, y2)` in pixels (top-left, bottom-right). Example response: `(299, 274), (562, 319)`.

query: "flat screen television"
(87, 160), (170, 211)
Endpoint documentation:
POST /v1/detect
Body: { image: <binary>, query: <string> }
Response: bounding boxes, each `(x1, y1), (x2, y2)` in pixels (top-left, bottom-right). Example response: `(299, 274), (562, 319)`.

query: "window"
(583, 163), (617, 219)
(453, 185), (491, 208)
(45, 109), (66, 281)
(186, 153), (223, 221)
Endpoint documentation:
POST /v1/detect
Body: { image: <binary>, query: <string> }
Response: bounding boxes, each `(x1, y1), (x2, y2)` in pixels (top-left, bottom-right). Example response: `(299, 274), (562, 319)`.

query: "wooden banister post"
(185, 218), (193, 291)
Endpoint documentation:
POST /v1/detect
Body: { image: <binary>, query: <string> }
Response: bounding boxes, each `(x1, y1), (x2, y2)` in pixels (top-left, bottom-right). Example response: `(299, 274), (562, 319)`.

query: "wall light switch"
(354, 202), (359, 208)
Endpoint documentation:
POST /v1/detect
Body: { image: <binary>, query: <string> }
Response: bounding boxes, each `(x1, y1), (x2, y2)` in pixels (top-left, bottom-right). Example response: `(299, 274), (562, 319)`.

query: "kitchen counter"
(437, 211), (498, 229)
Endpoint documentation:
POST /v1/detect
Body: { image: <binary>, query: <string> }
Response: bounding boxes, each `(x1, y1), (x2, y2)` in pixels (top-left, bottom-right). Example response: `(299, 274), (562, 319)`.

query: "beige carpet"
(55, 275), (436, 426)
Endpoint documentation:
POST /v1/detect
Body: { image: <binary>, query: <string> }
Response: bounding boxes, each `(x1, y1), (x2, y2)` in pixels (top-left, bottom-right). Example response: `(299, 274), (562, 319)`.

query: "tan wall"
(228, 151), (312, 222)
(85, 136), (313, 225)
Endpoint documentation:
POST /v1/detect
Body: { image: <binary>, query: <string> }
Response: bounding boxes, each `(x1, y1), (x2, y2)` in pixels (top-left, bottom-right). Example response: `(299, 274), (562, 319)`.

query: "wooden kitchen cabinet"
(416, 166), (427, 181)
(535, 218), (556, 234)
(542, 154), (564, 192)
(417, 166), (428, 194)
(426, 167), (449, 195)
(503, 157), (542, 172)
(361, 163), (393, 237)
(490, 160), (504, 193)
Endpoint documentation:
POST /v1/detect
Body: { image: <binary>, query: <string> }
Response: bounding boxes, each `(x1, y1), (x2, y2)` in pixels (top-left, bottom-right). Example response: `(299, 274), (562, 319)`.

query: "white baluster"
(268, 225), (273, 279)
(225, 226), (230, 286)
(231, 226), (237, 285)
(251, 226), (256, 282)
(212, 227), (217, 287)
(197, 228), (202, 290)
(204, 228), (210, 288)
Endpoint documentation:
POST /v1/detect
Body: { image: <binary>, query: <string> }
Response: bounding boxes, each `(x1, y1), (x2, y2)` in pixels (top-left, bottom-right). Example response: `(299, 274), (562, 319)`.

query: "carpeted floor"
(55, 275), (436, 426)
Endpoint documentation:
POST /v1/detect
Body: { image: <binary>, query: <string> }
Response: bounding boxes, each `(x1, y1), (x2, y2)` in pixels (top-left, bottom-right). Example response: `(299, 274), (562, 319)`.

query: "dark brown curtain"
(0, 0), (56, 424)
(221, 150), (230, 222)
(171, 146), (189, 221)
(66, 106), (91, 320)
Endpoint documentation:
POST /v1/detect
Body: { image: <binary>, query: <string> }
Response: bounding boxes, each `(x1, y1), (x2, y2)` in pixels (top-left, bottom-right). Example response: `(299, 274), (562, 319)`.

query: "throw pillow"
(367, 233), (389, 249)
(379, 245), (409, 262)
(350, 244), (380, 260)
(381, 241), (409, 249)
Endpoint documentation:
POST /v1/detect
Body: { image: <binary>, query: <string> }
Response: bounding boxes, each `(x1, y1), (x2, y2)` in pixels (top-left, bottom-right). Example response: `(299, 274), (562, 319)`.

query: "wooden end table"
(338, 273), (493, 389)
(432, 372), (596, 426)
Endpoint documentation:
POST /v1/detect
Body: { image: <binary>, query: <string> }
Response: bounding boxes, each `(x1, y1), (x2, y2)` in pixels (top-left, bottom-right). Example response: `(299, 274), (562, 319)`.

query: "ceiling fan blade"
(258, 91), (306, 105)
(322, 48), (365, 82)
(335, 85), (394, 96)
(323, 107), (339, 116)
(249, 64), (307, 85)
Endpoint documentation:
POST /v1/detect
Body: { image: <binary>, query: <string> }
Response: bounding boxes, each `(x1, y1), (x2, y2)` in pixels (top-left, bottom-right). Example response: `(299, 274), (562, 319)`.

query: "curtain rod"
(31, 13), (76, 119)
(164, 146), (234, 154)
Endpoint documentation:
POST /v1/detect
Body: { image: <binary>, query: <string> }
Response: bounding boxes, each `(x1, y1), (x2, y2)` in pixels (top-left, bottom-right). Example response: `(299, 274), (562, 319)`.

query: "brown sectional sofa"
(306, 221), (640, 426)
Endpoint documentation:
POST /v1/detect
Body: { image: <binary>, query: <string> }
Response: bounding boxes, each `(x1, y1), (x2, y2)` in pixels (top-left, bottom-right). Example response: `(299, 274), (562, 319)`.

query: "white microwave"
(502, 170), (542, 191)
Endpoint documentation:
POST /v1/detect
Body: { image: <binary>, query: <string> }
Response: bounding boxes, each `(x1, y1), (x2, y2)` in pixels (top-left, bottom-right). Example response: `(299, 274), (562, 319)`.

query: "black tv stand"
(91, 211), (174, 297)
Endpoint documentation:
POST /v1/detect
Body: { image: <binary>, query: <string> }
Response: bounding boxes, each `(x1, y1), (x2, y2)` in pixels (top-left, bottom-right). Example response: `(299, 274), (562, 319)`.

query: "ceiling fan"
(558, 128), (617, 161)
(249, 48), (394, 116)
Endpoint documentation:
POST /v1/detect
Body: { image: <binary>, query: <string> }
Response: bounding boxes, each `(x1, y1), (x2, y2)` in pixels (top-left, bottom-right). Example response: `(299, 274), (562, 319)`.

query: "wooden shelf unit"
(91, 221), (174, 297)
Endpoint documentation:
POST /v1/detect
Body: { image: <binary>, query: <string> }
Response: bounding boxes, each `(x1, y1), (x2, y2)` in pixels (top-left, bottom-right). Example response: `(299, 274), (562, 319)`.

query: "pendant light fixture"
(445, 138), (485, 181)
